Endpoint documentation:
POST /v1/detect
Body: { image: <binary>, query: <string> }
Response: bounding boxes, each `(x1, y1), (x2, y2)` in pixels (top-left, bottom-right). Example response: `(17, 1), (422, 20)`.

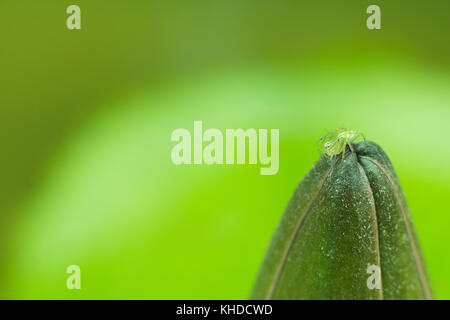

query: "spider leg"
(342, 142), (347, 160)
(349, 142), (355, 153)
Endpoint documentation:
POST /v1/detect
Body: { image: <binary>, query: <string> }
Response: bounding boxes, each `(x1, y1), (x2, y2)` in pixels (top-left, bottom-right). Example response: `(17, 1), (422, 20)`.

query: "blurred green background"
(0, 1), (449, 299)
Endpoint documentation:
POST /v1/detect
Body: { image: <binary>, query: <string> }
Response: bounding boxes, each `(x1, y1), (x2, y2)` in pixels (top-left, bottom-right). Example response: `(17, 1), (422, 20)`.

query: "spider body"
(318, 129), (365, 159)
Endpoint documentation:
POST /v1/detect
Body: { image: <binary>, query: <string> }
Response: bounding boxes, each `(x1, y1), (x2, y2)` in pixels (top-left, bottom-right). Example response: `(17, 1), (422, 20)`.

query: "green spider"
(317, 129), (365, 159)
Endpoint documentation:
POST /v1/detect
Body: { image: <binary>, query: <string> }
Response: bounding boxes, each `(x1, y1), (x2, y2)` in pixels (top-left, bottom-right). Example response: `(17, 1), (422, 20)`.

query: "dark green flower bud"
(251, 141), (432, 300)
